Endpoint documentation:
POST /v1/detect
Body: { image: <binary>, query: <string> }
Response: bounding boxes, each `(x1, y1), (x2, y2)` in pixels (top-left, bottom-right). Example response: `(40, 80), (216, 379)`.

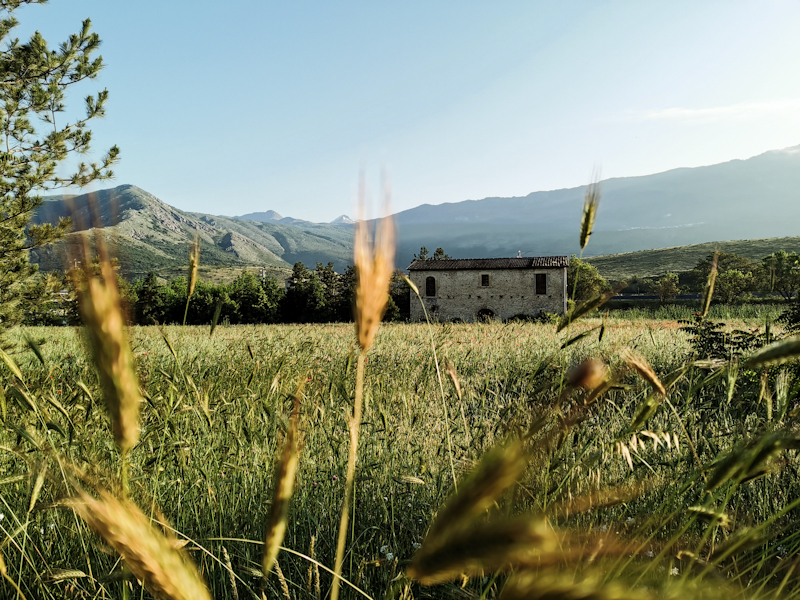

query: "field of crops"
(2, 306), (800, 599)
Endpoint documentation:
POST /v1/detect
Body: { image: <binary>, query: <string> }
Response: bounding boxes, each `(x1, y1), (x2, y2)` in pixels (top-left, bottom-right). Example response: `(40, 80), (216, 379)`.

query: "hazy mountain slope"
(234, 210), (283, 222)
(30, 185), (357, 277)
(392, 146), (800, 266)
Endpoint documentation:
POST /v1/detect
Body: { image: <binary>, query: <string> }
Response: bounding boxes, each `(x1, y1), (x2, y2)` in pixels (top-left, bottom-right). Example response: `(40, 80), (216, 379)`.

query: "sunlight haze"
(18, 0), (800, 221)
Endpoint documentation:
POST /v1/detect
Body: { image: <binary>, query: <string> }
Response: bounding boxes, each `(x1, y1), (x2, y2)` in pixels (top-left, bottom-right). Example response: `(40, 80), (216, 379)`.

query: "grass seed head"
(700, 252), (718, 319)
(70, 489), (211, 600)
(188, 235), (200, 297)
(71, 235), (142, 454)
(568, 359), (608, 390)
(621, 350), (666, 396)
(408, 517), (556, 586)
(744, 336), (800, 369)
(501, 571), (650, 600)
(353, 179), (395, 352)
(263, 389), (302, 576)
(425, 439), (527, 547)
(580, 173), (601, 250)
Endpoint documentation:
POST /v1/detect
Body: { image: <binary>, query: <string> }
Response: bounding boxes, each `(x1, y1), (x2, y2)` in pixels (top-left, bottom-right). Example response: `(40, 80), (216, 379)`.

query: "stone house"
(407, 256), (568, 322)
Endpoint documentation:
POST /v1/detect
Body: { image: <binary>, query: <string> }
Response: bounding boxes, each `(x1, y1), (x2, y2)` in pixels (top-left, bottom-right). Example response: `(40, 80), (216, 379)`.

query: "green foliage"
(230, 270), (283, 324)
(567, 255), (610, 303)
(126, 263), (406, 326)
(282, 262), (327, 323)
(0, 3), (118, 335)
(129, 269), (287, 325)
(587, 237), (800, 281)
(759, 250), (800, 300)
(680, 314), (770, 361)
(651, 272), (680, 303)
(413, 246), (452, 261)
(688, 252), (756, 303)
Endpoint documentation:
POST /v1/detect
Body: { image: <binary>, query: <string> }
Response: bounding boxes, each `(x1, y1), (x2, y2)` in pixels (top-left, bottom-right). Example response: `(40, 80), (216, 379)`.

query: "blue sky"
(15, 1), (800, 221)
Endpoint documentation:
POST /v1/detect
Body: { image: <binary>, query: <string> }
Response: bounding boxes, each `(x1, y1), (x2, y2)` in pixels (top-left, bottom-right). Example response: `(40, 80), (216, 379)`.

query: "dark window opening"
(481, 274), (490, 286)
(535, 273), (547, 295)
(425, 276), (436, 297)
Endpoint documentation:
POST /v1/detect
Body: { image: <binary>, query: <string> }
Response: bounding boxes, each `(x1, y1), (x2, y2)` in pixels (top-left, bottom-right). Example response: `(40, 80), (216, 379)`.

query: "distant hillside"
(30, 185), (356, 278)
(391, 146), (800, 267)
(586, 236), (800, 280)
(235, 210), (284, 222)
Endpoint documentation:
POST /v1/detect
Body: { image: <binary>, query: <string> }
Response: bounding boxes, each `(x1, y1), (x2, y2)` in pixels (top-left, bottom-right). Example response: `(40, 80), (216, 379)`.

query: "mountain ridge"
(27, 144), (800, 278)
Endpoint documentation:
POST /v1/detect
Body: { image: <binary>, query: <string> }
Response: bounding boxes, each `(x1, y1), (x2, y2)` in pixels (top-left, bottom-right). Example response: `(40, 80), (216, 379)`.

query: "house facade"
(407, 257), (569, 322)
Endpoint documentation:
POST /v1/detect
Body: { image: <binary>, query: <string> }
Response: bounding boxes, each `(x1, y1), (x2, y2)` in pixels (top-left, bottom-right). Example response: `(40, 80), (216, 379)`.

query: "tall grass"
(2, 314), (800, 598)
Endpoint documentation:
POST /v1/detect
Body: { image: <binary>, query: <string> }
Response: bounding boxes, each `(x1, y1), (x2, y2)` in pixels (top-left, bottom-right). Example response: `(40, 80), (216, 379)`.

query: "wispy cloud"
(636, 99), (800, 122)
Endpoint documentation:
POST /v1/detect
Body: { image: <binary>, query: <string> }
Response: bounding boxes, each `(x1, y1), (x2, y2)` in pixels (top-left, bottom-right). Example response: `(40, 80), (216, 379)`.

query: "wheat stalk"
(71, 234), (142, 455)
(263, 386), (303, 576)
(580, 172), (601, 250)
(332, 177), (395, 600)
(183, 235), (201, 326)
(70, 489), (211, 600)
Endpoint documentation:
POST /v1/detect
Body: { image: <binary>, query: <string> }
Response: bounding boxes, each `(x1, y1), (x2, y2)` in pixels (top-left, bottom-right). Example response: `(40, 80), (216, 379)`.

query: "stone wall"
(408, 267), (567, 322)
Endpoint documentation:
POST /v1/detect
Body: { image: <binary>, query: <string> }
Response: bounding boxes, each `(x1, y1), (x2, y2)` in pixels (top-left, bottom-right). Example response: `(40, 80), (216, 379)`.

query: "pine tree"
(0, 2), (119, 333)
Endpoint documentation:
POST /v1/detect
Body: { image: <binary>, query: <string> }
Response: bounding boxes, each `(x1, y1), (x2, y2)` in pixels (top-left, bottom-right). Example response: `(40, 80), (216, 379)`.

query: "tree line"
(19, 249), (800, 327)
(22, 261), (413, 327)
(626, 250), (800, 304)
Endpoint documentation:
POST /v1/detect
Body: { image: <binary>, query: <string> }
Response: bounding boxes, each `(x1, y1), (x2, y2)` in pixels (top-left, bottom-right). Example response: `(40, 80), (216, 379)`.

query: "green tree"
(230, 270), (283, 324)
(0, 4), (118, 335)
(333, 264), (357, 321)
(758, 251), (800, 300)
(315, 261), (340, 321)
(715, 270), (753, 304)
(132, 272), (164, 324)
(413, 246), (451, 261)
(567, 256), (610, 303)
(652, 273), (680, 304)
(691, 252), (755, 297)
(389, 270), (410, 320)
(21, 270), (76, 325)
(282, 262), (326, 322)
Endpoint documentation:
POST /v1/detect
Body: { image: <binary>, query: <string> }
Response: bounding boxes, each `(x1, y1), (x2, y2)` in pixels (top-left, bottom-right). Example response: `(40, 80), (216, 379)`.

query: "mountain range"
(27, 145), (800, 279)
(232, 210), (355, 226)
(29, 185), (354, 278)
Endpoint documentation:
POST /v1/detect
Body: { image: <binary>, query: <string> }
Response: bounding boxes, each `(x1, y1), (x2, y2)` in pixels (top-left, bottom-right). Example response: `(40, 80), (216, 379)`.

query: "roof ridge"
(407, 256), (569, 270)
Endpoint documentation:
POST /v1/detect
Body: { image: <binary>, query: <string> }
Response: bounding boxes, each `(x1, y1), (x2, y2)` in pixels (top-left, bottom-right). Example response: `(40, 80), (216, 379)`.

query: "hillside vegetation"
(587, 236), (800, 280)
(30, 185), (355, 278)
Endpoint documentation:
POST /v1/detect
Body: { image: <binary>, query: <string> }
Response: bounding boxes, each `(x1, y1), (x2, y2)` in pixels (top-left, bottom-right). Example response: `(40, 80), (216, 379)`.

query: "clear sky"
(15, 1), (800, 221)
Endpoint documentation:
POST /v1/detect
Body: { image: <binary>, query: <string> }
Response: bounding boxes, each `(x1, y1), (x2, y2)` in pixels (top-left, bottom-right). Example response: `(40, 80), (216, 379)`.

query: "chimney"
(517, 250), (521, 258)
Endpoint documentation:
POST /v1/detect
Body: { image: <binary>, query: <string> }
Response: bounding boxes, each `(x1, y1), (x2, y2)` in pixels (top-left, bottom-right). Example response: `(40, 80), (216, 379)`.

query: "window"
(425, 276), (436, 297)
(481, 274), (490, 287)
(535, 273), (547, 295)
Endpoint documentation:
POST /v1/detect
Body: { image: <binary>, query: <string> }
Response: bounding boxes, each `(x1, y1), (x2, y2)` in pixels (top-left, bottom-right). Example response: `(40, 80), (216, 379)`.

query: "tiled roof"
(407, 256), (569, 270)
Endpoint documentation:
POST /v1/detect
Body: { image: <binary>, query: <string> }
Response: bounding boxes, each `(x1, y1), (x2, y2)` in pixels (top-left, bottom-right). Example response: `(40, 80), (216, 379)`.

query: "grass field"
(3, 309), (800, 599)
